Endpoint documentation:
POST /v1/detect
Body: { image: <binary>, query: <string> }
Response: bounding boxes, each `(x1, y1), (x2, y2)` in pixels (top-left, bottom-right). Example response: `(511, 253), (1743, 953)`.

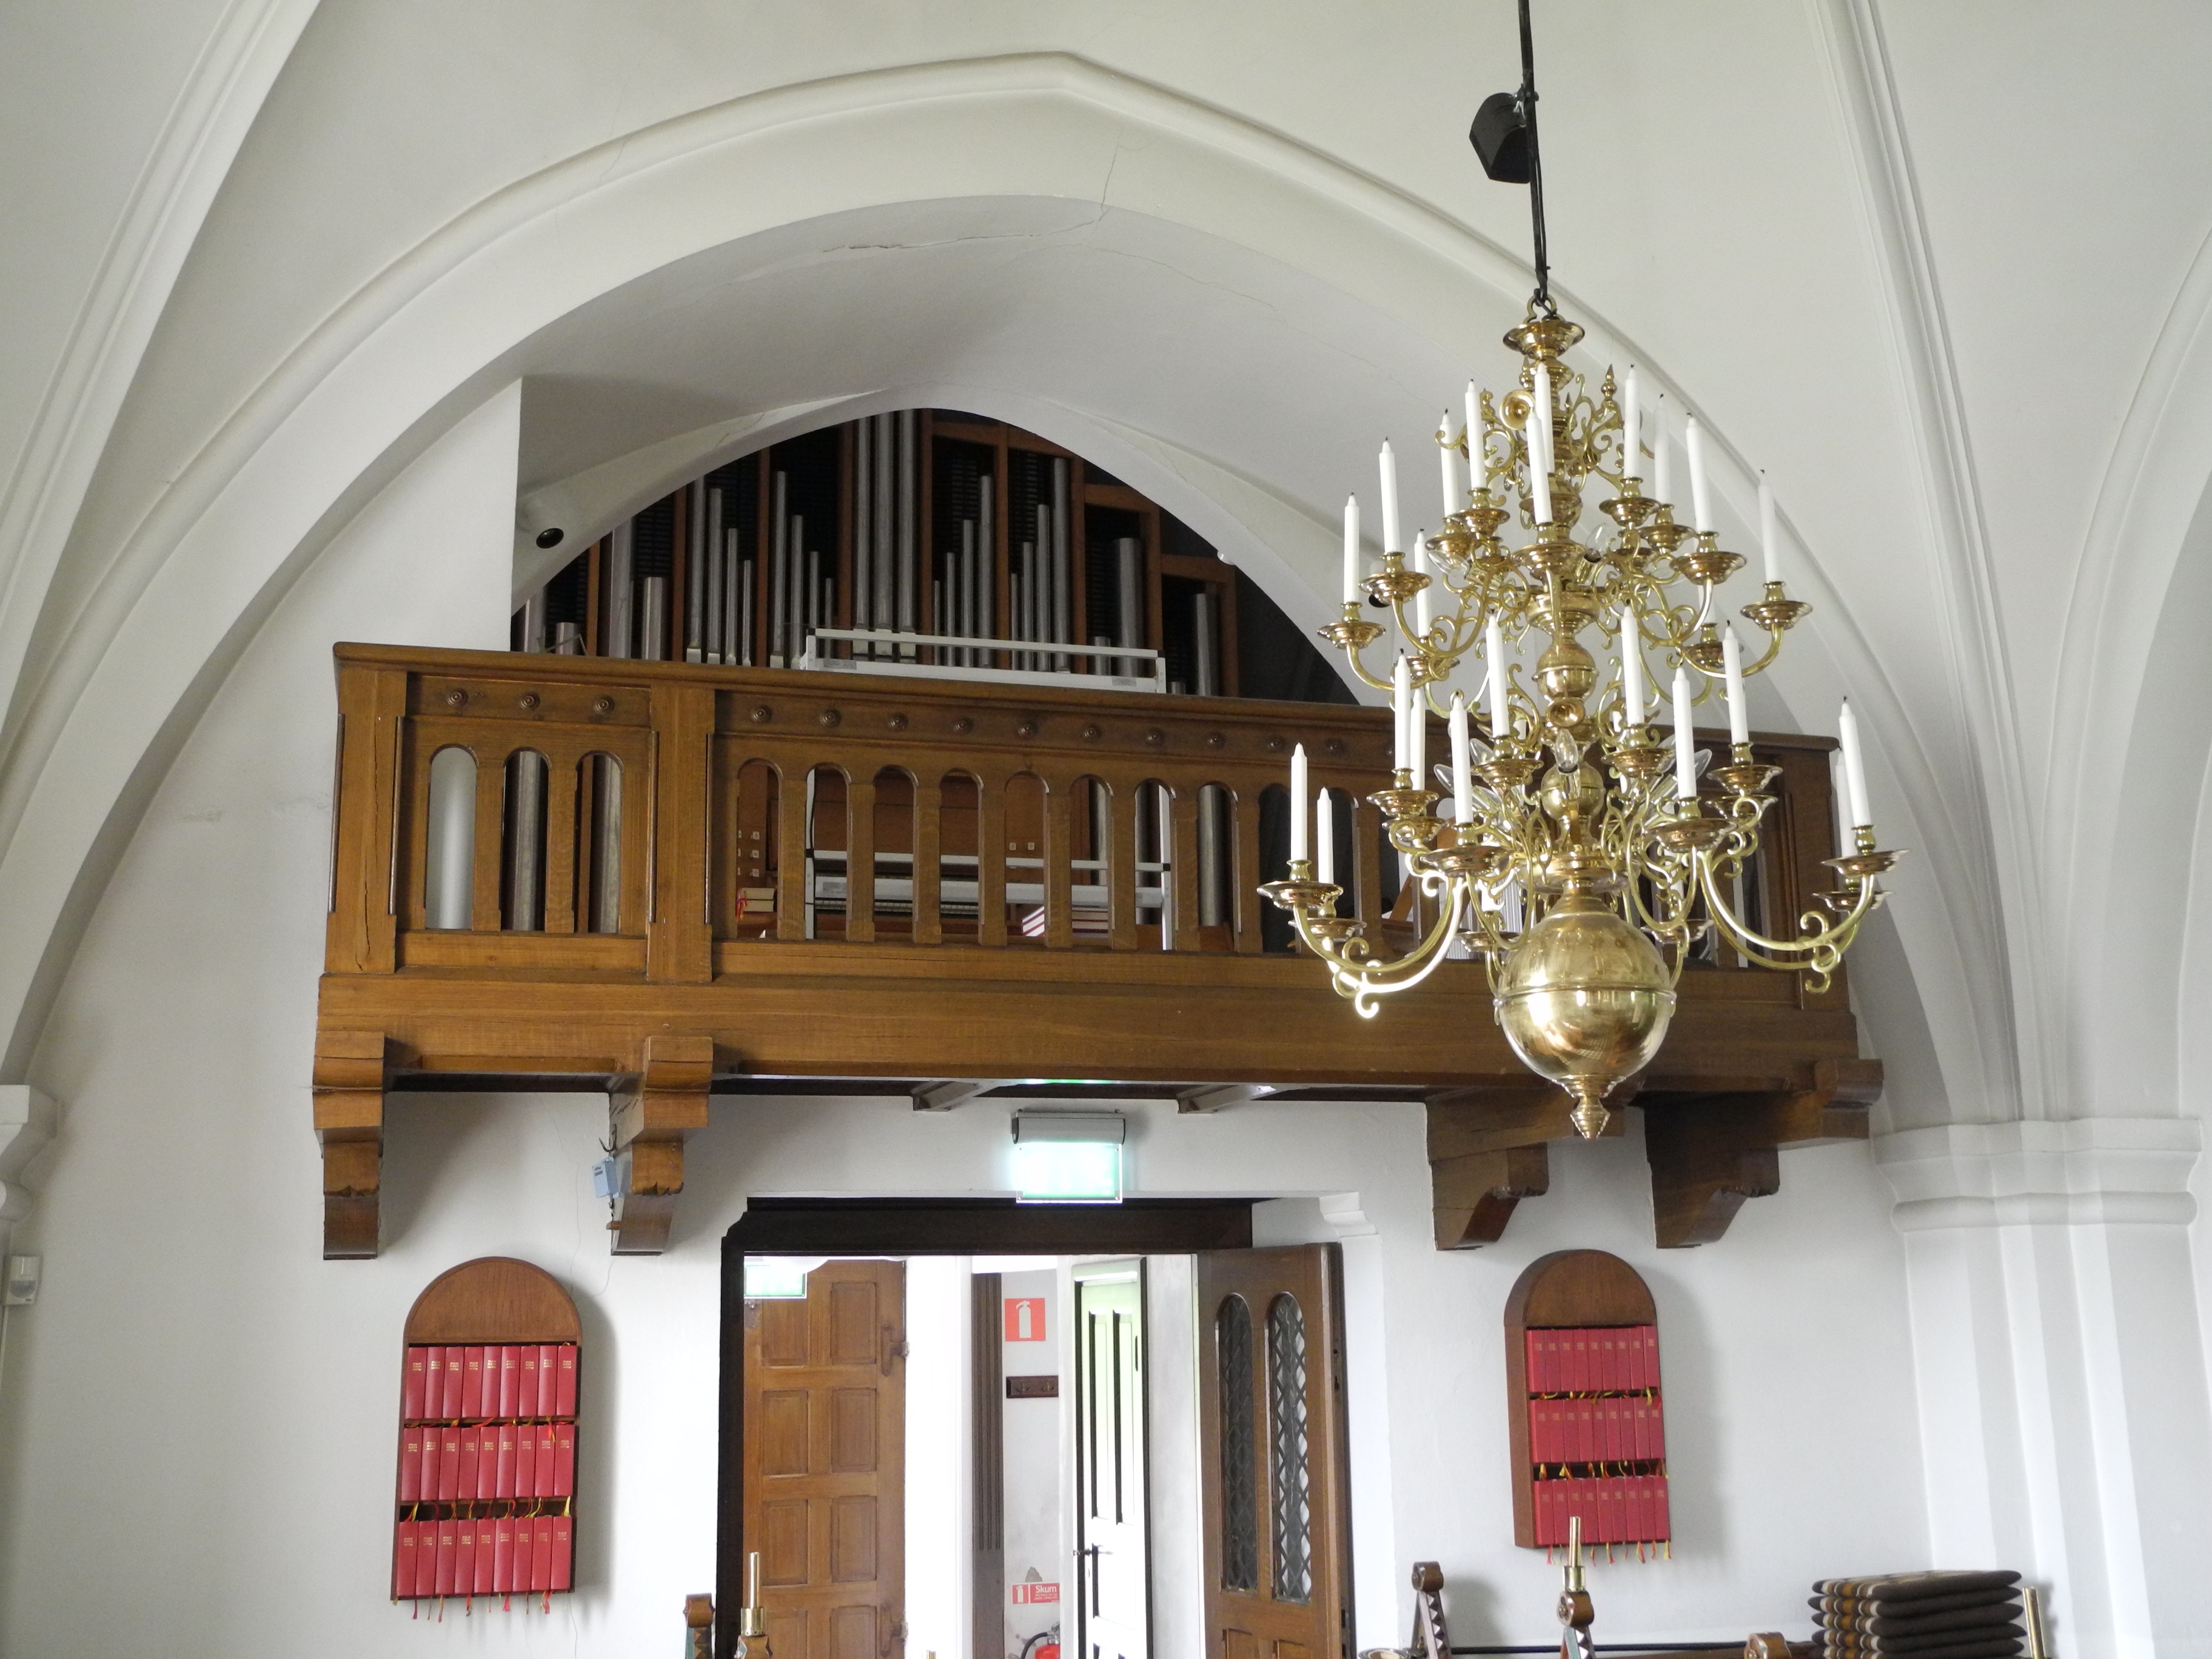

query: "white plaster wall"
(907, 1255), (974, 1659)
(1143, 1253), (1204, 1659)
(1000, 1265), (1065, 1657)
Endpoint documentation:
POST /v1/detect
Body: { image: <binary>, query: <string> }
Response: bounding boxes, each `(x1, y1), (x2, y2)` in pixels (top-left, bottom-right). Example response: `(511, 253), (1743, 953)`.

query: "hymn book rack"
(1504, 1251), (1669, 1554)
(393, 1257), (581, 1608)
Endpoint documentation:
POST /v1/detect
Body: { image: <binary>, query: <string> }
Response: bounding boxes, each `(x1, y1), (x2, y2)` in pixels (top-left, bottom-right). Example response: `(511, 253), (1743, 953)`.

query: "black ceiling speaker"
(1470, 90), (1531, 183)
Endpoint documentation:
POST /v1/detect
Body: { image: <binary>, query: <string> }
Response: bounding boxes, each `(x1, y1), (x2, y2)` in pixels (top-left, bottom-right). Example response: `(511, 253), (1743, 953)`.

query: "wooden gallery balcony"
(315, 644), (1879, 1259)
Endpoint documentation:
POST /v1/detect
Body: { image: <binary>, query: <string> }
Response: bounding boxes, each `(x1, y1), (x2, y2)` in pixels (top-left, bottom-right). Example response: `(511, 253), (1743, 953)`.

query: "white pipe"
(722, 528), (740, 666)
(639, 575), (667, 661)
(854, 417), (874, 643)
(1051, 457), (1071, 671)
(592, 756), (622, 933)
(605, 520), (634, 659)
(1194, 590), (1218, 696)
(769, 474), (788, 665)
(979, 476), (995, 657)
(897, 409), (918, 642)
(425, 747), (477, 930)
(705, 487), (725, 663)
(685, 479), (706, 662)
(874, 415), (895, 649)
(739, 557), (754, 667)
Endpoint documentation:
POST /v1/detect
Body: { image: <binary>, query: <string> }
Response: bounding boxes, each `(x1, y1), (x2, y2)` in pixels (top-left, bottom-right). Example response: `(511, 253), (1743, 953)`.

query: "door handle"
(881, 1324), (908, 1376)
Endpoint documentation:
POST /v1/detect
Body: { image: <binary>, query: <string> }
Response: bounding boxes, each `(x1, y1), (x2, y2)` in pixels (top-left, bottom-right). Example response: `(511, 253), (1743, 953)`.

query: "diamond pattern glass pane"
(1216, 1294), (1258, 1592)
(1267, 1293), (1312, 1604)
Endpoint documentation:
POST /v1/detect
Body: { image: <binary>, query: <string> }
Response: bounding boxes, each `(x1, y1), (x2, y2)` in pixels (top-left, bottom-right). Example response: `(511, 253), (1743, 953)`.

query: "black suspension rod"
(1518, 0), (1550, 310)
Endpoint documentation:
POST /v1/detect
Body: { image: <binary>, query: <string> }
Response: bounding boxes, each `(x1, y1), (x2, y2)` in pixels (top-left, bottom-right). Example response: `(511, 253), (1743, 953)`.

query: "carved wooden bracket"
(313, 1029), (397, 1259)
(1426, 1060), (1882, 1250)
(609, 1033), (714, 1255)
(1641, 1057), (1884, 1247)
(1426, 1079), (1629, 1249)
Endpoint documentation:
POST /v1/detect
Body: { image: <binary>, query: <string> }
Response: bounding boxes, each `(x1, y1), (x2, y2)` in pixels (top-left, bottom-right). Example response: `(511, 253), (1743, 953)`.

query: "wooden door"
(1076, 1264), (1150, 1659)
(744, 1259), (907, 1659)
(1196, 1246), (1353, 1659)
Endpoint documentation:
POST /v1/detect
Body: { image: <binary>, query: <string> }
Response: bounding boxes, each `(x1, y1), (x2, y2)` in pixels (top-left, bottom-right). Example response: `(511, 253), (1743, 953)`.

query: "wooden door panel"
(829, 1279), (882, 1364)
(830, 1603), (880, 1659)
(743, 1259), (906, 1659)
(1198, 1246), (1353, 1659)
(760, 1299), (810, 1366)
(761, 1390), (810, 1475)
(830, 1388), (877, 1471)
(762, 1498), (809, 1584)
(831, 1495), (879, 1581)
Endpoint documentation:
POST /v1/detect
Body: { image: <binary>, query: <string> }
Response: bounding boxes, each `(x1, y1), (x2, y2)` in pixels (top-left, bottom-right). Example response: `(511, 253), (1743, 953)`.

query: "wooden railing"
(315, 645), (1877, 1259)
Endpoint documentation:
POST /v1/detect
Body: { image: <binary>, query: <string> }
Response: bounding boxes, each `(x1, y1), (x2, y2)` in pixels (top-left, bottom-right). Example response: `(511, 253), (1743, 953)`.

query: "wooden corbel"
(609, 1033), (714, 1255)
(313, 1029), (397, 1259)
(1641, 1057), (1883, 1247)
(1425, 1079), (1631, 1249)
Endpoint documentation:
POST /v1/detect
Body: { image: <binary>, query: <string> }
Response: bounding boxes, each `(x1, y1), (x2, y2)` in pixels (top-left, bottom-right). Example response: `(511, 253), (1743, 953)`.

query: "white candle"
(1652, 394), (1671, 506)
(1721, 624), (1750, 746)
(1439, 411), (1460, 518)
(1620, 604), (1644, 725)
(1527, 369), (1553, 526)
(1485, 617), (1510, 740)
(1412, 534), (1431, 637)
(1410, 678), (1428, 781)
(1839, 698), (1872, 828)
(1686, 415), (1714, 534)
(1465, 381), (1483, 490)
(1449, 692), (1473, 823)
(1342, 494), (1361, 605)
(1290, 743), (1309, 863)
(1316, 788), (1336, 883)
(1758, 474), (1779, 585)
(1672, 666), (1697, 806)
(1620, 366), (1640, 481)
(1379, 441), (1401, 554)
(1393, 654), (1412, 773)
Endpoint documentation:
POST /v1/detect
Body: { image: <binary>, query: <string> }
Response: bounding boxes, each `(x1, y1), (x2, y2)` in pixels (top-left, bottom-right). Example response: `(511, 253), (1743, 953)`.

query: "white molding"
(1809, 0), (2044, 1122)
(0, 1085), (56, 1233)
(0, 0), (317, 748)
(1877, 1118), (2199, 1230)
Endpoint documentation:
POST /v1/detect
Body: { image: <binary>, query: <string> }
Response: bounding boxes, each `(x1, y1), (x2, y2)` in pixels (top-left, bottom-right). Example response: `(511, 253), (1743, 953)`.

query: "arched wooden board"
(1504, 1248), (1657, 1331)
(1504, 1249), (1666, 1553)
(403, 1256), (580, 1345)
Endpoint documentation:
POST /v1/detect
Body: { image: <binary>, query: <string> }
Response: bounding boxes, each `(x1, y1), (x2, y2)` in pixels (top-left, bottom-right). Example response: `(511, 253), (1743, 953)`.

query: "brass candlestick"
(733, 1550), (771, 1659)
(1557, 1513), (1594, 1659)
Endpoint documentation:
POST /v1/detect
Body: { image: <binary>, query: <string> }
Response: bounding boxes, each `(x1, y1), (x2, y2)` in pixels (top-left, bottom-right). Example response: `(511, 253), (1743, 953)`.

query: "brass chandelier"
(1261, 1), (1901, 1139)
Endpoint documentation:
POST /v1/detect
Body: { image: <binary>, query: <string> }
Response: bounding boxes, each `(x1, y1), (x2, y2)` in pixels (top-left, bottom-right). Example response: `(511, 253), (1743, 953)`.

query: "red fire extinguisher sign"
(1004, 1298), (1046, 1341)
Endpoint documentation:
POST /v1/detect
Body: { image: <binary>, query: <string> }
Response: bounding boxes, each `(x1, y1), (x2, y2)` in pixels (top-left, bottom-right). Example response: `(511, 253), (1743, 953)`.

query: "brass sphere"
(1493, 897), (1676, 1137)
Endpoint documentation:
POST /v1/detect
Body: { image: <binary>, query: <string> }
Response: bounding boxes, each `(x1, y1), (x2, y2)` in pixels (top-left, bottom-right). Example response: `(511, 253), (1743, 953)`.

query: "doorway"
(718, 1200), (1354, 1659)
(1075, 1263), (1148, 1659)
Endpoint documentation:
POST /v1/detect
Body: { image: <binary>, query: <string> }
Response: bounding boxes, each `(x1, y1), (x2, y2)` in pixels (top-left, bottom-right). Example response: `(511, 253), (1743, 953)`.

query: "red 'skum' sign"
(1012, 1582), (1061, 1605)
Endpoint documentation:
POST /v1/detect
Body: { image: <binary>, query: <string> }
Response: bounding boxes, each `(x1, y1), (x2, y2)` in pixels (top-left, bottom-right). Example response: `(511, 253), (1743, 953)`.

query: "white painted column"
(1879, 1119), (2208, 1659)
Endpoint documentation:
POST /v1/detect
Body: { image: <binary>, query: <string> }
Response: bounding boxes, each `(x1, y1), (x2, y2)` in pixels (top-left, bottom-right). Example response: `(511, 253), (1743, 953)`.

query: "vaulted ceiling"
(4, 1), (2210, 1132)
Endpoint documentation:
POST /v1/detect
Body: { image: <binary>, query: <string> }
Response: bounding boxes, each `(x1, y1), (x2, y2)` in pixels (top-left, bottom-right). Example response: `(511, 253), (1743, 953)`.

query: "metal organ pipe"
(897, 409), (917, 646)
(424, 746), (477, 930)
(769, 472), (789, 666)
(686, 480), (706, 662)
(605, 521), (634, 659)
(705, 487), (725, 663)
(854, 418), (873, 648)
(1051, 457), (1071, 671)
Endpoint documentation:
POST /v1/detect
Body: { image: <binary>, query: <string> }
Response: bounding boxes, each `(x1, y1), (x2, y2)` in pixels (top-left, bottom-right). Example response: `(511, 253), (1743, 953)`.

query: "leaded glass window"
(1267, 1292), (1312, 1604)
(1216, 1294), (1258, 1592)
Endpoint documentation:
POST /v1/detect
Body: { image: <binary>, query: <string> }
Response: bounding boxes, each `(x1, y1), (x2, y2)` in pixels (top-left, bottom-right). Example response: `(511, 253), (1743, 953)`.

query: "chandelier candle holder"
(1259, 1), (1900, 1138)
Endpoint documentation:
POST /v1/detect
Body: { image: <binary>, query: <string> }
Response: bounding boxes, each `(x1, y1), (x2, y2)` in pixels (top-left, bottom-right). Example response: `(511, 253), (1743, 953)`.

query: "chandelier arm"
(1321, 883), (1469, 1016)
(1692, 850), (1880, 965)
(1335, 637), (1397, 692)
